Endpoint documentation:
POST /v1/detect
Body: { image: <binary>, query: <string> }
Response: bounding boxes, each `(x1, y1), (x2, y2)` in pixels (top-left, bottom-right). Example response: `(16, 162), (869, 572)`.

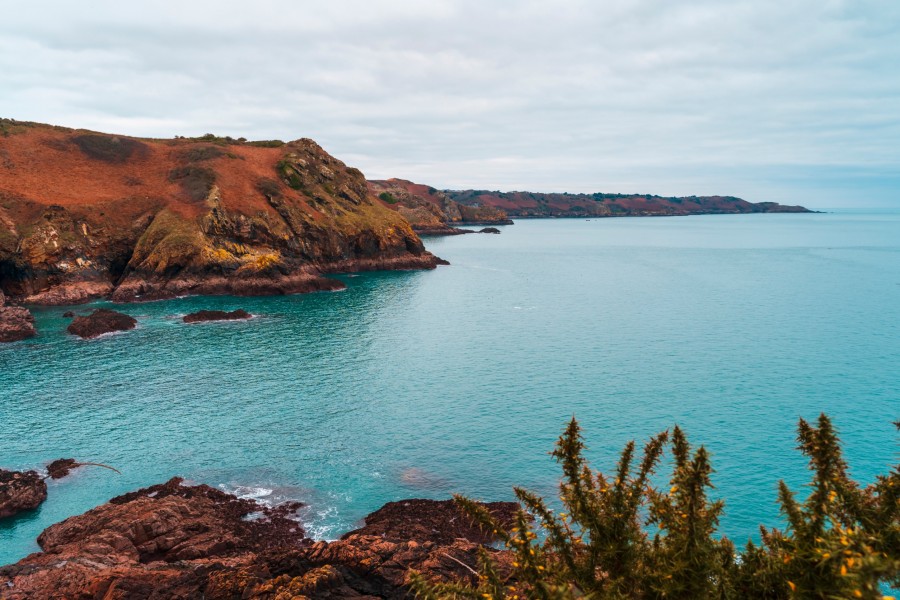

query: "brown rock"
(0, 305), (37, 343)
(66, 308), (136, 339)
(183, 309), (252, 323)
(479, 227), (501, 234)
(346, 498), (518, 545)
(0, 469), (47, 519)
(45, 458), (79, 479)
(0, 479), (517, 599)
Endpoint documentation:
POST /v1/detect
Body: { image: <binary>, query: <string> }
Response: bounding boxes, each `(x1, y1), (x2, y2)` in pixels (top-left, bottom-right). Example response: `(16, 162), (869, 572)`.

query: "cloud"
(1, 0), (898, 206)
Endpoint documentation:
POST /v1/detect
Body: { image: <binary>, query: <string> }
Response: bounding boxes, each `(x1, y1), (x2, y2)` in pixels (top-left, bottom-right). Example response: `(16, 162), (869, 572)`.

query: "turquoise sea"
(1, 210), (898, 566)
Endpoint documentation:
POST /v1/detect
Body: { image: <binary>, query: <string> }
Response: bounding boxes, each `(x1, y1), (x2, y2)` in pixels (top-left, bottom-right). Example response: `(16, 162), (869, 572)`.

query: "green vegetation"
(379, 192), (399, 204)
(413, 415), (899, 599)
(245, 139), (286, 148)
(72, 134), (146, 163)
(168, 166), (216, 201)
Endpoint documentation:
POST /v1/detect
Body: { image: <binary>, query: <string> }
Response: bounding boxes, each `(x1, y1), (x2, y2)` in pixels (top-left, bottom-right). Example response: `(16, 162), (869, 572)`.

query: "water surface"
(1, 211), (898, 565)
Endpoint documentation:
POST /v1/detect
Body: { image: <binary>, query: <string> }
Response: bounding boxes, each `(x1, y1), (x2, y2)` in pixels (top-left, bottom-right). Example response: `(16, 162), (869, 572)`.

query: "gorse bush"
(413, 415), (899, 600)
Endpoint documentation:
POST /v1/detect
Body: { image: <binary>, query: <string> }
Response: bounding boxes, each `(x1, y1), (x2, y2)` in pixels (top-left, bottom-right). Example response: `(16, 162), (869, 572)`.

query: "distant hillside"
(369, 178), (512, 235)
(0, 119), (441, 305)
(443, 189), (813, 218)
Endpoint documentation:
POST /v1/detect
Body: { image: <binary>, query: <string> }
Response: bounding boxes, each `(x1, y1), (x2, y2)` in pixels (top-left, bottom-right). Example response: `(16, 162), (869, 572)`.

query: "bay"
(1, 210), (898, 565)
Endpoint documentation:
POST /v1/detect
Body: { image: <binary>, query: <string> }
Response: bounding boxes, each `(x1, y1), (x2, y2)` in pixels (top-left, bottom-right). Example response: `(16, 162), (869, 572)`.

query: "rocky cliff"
(0, 120), (442, 305)
(444, 189), (813, 217)
(369, 179), (513, 235)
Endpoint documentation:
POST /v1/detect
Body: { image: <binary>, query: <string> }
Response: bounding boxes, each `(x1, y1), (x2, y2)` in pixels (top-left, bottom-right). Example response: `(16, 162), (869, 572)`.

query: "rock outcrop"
(0, 289), (36, 342)
(184, 309), (252, 323)
(66, 308), (136, 339)
(45, 458), (79, 479)
(0, 469), (47, 519)
(443, 189), (814, 217)
(369, 179), (513, 235)
(0, 120), (443, 306)
(0, 478), (517, 599)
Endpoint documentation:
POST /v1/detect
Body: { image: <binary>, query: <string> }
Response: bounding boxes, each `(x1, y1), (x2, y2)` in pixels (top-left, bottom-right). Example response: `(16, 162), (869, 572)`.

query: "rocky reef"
(369, 179), (513, 235)
(0, 120), (443, 306)
(67, 308), (137, 339)
(183, 308), (252, 323)
(0, 478), (517, 599)
(0, 289), (36, 342)
(443, 189), (814, 217)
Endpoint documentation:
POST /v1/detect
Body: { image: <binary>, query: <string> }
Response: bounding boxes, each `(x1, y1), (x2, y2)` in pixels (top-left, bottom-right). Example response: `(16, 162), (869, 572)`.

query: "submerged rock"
(183, 309), (252, 323)
(62, 311), (75, 318)
(66, 308), (136, 339)
(0, 469), (47, 519)
(0, 479), (517, 599)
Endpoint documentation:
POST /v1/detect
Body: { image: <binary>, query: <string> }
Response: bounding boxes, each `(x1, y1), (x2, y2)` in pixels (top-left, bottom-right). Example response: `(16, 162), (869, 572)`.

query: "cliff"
(369, 178), (513, 235)
(443, 189), (813, 217)
(0, 120), (442, 305)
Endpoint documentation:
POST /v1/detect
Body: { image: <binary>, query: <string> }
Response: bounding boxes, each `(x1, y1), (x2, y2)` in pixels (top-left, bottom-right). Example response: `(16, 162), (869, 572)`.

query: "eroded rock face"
(183, 309), (252, 323)
(66, 308), (136, 339)
(0, 480), (516, 599)
(0, 469), (47, 519)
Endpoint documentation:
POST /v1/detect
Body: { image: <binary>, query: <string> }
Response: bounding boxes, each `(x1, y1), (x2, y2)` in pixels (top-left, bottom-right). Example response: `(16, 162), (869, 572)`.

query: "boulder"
(0, 469), (47, 519)
(66, 308), (136, 339)
(183, 309), (252, 323)
(0, 305), (37, 343)
(45, 458), (79, 479)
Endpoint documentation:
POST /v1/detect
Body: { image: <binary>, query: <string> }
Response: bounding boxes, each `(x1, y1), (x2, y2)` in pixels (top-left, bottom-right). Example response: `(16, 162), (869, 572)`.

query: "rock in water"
(66, 308), (136, 339)
(0, 469), (47, 519)
(0, 295), (37, 343)
(45, 458), (79, 479)
(0, 479), (519, 599)
(183, 309), (252, 323)
(479, 227), (501, 234)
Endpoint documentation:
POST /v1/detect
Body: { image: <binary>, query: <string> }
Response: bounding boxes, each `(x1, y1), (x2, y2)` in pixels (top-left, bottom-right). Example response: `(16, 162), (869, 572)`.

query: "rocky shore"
(0, 477), (517, 599)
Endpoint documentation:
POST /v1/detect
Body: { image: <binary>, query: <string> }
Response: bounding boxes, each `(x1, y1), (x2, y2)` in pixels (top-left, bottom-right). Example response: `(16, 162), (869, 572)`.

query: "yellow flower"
(841, 564), (848, 576)
(788, 581), (796, 591)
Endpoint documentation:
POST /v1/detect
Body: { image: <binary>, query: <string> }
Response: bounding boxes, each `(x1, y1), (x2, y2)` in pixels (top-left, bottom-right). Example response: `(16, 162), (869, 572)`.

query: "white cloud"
(1, 0), (898, 206)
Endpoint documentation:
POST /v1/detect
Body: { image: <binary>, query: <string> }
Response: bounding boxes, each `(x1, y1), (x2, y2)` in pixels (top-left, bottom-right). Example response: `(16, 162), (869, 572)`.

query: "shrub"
(379, 192), (398, 204)
(413, 415), (899, 599)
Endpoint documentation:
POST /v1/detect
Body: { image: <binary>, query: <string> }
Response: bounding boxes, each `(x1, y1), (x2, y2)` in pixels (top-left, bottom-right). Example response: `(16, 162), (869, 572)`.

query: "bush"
(413, 415), (899, 599)
(379, 192), (398, 204)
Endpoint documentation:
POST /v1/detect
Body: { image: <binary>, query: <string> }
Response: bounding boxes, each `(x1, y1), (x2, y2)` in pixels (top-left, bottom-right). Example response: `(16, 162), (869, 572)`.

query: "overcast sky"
(2, 1), (898, 207)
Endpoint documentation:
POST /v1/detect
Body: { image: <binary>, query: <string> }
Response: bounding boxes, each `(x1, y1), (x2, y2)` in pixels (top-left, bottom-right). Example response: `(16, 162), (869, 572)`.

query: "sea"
(1, 209), (898, 566)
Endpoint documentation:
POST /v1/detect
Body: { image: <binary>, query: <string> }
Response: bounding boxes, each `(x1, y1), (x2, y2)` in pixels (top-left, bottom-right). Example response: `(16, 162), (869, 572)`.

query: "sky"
(1, 1), (898, 208)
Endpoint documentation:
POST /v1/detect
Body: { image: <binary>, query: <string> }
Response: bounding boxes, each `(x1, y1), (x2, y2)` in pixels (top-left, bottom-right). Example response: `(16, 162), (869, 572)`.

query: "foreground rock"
(0, 479), (517, 599)
(66, 308), (136, 339)
(184, 309), (252, 323)
(0, 469), (47, 519)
